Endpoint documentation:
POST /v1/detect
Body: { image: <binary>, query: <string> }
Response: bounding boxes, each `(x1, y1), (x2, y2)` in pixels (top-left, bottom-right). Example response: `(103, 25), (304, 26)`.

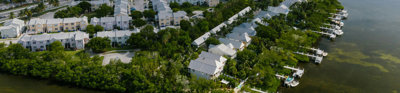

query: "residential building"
(188, 51), (227, 79)
(18, 32), (89, 51)
(192, 32), (210, 46)
(114, 0), (131, 16)
(89, 0), (113, 11)
(96, 30), (134, 46)
(27, 18), (47, 33)
(27, 17), (89, 34)
(219, 38), (245, 51)
(152, 0), (188, 28)
(45, 19), (63, 32)
(226, 32), (252, 46)
(172, 11), (189, 26)
(208, 44), (237, 58)
(0, 18), (25, 38)
(91, 15), (132, 30)
(167, 0), (219, 7)
(63, 17), (89, 31)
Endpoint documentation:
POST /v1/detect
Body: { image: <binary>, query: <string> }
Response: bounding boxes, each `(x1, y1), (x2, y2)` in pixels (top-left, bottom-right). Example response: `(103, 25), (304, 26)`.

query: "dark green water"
(0, 73), (103, 93)
(283, 0), (400, 92)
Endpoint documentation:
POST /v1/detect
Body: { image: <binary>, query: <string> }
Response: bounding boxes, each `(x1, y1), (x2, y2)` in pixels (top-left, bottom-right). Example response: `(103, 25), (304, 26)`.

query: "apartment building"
(89, 0), (113, 11)
(114, 0), (131, 16)
(0, 18), (25, 38)
(96, 30), (135, 46)
(167, 0), (219, 7)
(152, 0), (188, 28)
(91, 15), (132, 30)
(27, 17), (89, 34)
(63, 17), (89, 31)
(18, 32), (89, 51)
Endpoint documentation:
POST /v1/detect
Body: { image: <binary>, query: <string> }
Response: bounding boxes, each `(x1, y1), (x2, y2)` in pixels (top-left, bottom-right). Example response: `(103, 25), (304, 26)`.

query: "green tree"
(205, 37), (220, 46)
(94, 25), (104, 32)
(143, 10), (156, 19)
(170, 2), (180, 9)
(181, 2), (192, 8)
(78, 1), (91, 12)
(179, 20), (191, 31)
(131, 11), (143, 19)
(87, 37), (111, 53)
(95, 4), (113, 17)
(132, 19), (146, 27)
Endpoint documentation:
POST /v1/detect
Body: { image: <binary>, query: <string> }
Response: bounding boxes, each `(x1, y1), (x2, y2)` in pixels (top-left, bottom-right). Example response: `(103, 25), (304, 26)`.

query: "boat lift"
(294, 51), (323, 64)
(284, 66), (304, 78)
(320, 27), (343, 35)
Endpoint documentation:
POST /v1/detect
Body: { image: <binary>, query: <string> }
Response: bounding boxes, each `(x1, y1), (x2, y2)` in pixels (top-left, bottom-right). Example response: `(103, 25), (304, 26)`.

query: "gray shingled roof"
(188, 51), (227, 75)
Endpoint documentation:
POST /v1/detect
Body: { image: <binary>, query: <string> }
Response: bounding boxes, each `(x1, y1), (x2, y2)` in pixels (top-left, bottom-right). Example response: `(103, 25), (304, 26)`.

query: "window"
(118, 37), (122, 39)
(27, 41), (30, 44)
(39, 41), (43, 44)
(124, 21), (127, 24)
(32, 29), (35, 31)
(55, 28), (58, 30)
(61, 40), (63, 42)
(47, 40), (50, 43)
(72, 27), (75, 29)
(40, 46), (44, 48)
(31, 25), (35, 27)
(118, 22), (121, 24)
(54, 24), (58, 26)
(33, 41), (36, 44)
(71, 23), (75, 25)
(66, 39), (69, 42)
(103, 23), (106, 25)
(65, 23), (68, 25)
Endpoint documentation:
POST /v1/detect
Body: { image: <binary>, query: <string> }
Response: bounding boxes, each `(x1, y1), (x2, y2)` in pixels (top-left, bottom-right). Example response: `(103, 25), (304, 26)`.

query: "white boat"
(284, 77), (299, 87)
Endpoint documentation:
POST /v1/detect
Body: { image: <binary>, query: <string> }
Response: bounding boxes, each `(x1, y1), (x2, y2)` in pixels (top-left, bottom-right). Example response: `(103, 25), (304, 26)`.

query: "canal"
(282, 0), (400, 92)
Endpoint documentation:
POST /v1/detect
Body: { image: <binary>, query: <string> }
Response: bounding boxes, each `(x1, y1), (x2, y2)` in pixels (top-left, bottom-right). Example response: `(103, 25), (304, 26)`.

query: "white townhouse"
(91, 16), (132, 30)
(96, 30), (135, 46)
(114, 0), (131, 16)
(218, 38), (245, 51)
(188, 51), (227, 79)
(18, 32), (89, 51)
(208, 43), (237, 58)
(152, 0), (188, 28)
(226, 32), (252, 46)
(167, 0), (220, 7)
(0, 18), (25, 38)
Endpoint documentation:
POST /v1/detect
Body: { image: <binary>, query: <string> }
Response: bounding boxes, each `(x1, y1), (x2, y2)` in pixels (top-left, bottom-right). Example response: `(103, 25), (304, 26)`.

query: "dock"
(320, 27), (343, 35)
(294, 51), (323, 64)
(311, 31), (336, 39)
(284, 66), (304, 78)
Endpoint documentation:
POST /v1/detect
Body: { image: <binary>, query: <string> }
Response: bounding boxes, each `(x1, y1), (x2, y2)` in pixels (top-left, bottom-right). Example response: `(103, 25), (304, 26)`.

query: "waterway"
(282, 0), (400, 92)
(0, 73), (103, 93)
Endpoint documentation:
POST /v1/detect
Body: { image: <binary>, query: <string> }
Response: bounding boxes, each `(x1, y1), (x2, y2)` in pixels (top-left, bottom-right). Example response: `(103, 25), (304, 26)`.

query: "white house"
(167, 0), (220, 7)
(208, 43), (237, 58)
(226, 32), (252, 46)
(0, 18), (25, 38)
(114, 0), (131, 16)
(219, 38), (245, 51)
(96, 30), (134, 46)
(188, 51), (227, 79)
(152, 0), (188, 28)
(90, 15), (132, 30)
(18, 32), (89, 51)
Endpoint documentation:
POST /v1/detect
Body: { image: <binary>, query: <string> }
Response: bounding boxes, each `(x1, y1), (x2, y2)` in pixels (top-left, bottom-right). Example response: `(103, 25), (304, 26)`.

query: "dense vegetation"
(221, 0), (344, 91)
(54, 3), (113, 18)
